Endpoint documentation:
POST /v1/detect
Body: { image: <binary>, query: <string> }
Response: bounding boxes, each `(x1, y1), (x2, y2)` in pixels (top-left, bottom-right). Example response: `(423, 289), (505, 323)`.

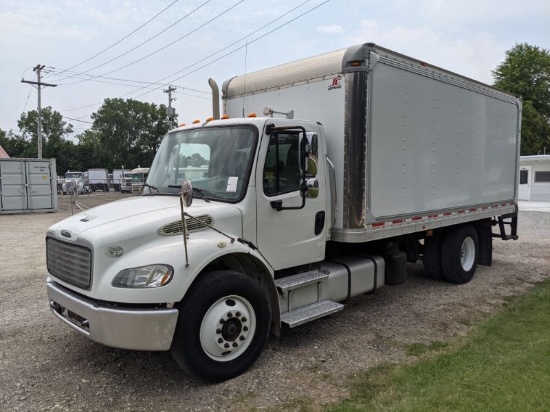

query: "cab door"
(255, 121), (327, 271)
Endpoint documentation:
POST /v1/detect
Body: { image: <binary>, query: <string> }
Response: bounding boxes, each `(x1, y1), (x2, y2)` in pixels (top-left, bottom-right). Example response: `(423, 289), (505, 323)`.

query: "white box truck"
(87, 168), (109, 192)
(45, 43), (520, 382)
(111, 169), (125, 192)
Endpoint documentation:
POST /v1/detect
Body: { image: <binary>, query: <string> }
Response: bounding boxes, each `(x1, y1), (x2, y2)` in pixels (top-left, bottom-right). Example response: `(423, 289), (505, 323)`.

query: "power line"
(22, 85), (33, 114)
(63, 116), (93, 124)
(50, 0), (181, 78)
(133, 0), (331, 98)
(58, 0), (330, 119)
(54, 0), (315, 113)
(64, 0), (243, 85)
(48, 67), (210, 94)
(120, 0), (316, 100)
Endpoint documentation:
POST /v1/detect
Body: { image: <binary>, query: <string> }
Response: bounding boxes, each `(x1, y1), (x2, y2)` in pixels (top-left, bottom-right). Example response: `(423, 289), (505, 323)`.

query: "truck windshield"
(146, 125), (257, 201)
(65, 172), (83, 179)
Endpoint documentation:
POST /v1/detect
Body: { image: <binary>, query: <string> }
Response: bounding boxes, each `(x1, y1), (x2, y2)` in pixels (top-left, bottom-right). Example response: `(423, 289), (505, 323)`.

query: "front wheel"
(171, 271), (271, 382)
(441, 224), (479, 284)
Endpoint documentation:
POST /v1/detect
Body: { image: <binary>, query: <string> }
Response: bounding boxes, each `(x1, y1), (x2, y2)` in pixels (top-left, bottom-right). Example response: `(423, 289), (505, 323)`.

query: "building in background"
(519, 155), (550, 202)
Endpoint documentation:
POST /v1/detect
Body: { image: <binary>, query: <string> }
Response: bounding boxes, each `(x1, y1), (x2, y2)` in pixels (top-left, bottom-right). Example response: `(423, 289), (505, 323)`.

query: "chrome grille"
(47, 238), (92, 290)
(158, 215), (213, 236)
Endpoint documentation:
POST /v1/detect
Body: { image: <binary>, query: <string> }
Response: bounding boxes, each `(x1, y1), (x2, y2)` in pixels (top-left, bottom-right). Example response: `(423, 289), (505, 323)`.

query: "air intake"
(158, 215), (213, 236)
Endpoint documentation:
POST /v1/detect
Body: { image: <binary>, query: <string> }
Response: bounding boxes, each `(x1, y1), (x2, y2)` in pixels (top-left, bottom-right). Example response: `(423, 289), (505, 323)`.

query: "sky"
(1, 0), (549, 137)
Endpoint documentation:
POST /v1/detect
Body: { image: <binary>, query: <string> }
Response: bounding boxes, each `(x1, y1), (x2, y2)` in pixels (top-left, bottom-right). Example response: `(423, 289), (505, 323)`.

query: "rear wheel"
(441, 224), (479, 284)
(171, 271), (271, 382)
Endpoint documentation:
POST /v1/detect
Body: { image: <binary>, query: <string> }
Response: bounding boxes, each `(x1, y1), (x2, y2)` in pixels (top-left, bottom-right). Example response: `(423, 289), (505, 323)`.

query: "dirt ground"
(0, 192), (549, 411)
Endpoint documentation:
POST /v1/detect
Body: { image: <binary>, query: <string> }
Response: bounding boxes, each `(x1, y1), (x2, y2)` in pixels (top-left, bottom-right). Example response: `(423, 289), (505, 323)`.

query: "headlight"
(112, 265), (174, 288)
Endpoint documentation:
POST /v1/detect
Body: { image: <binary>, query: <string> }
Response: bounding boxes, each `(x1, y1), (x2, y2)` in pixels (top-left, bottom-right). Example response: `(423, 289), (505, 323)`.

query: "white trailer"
(111, 169), (125, 192)
(45, 43), (520, 382)
(0, 158), (57, 214)
(87, 168), (109, 192)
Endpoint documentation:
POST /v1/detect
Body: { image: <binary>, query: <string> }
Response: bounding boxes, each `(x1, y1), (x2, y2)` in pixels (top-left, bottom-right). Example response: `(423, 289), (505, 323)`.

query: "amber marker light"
(221, 114), (230, 119)
(192, 119), (201, 124)
(247, 113), (257, 117)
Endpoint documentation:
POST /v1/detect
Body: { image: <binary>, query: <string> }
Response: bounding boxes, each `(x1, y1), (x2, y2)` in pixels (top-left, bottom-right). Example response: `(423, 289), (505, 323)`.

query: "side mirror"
(180, 179), (193, 207)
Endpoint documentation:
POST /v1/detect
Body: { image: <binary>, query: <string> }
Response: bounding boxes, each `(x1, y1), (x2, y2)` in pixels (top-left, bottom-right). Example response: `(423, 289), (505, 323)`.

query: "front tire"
(441, 224), (479, 284)
(171, 271), (271, 382)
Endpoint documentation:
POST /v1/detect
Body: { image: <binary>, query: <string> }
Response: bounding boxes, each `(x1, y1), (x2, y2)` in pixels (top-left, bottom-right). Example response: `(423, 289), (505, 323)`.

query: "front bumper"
(47, 280), (179, 351)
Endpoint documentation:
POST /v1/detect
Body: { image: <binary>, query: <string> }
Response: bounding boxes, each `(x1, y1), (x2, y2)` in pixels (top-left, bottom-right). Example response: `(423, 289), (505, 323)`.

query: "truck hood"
(48, 195), (243, 243)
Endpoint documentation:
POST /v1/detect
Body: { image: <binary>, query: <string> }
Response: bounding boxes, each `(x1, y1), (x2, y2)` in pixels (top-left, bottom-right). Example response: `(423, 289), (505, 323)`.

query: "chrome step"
(274, 270), (329, 294)
(281, 300), (344, 328)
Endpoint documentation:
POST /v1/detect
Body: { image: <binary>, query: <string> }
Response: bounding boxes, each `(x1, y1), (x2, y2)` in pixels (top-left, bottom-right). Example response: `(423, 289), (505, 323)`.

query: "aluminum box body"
(223, 43), (521, 242)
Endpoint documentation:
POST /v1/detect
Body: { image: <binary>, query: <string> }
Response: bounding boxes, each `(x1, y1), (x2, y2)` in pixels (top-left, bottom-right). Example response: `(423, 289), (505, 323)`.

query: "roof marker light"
(192, 119), (201, 124)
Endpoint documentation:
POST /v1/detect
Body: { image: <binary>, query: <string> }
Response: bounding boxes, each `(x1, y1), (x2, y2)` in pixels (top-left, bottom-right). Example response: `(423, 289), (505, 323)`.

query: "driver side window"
(263, 133), (301, 196)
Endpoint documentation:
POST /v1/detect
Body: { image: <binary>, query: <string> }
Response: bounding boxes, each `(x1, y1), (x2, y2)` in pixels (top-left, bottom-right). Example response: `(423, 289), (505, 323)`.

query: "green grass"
(330, 280), (550, 412)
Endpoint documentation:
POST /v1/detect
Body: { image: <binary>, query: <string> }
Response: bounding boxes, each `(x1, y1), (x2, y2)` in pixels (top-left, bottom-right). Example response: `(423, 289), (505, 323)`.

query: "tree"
(91, 98), (170, 169)
(17, 106), (76, 171)
(0, 129), (34, 158)
(17, 107), (74, 158)
(492, 43), (550, 155)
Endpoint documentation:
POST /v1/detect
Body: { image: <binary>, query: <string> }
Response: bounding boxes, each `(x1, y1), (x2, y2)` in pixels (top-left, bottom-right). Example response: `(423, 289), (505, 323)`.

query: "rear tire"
(423, 230), (444, 280)
(171, 271), (271, 382)
(441, 224), (479, 284)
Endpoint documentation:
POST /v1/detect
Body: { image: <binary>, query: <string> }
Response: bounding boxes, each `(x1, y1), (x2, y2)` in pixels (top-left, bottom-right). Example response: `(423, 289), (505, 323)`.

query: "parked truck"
(87, 168), (109, 192)
(59, 171), (90, 195)
(45, 43), (520, 383)
(111, 169), (126, 192)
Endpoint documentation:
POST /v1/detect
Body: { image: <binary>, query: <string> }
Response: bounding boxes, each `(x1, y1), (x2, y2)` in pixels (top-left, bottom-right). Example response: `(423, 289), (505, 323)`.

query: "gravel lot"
(1, 193), (549, 411)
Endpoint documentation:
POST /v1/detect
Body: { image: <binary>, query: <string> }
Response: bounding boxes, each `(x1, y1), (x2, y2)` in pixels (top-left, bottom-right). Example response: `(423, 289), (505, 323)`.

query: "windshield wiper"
(192, 187), (211, 202)
(168, 185), (211, 202)
(143, 182), (159, 195)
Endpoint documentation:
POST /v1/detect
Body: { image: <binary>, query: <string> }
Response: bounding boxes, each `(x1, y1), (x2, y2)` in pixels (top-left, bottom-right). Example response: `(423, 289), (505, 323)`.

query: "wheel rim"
(200, 295), (256, 362)
(460, 237), (475, 271)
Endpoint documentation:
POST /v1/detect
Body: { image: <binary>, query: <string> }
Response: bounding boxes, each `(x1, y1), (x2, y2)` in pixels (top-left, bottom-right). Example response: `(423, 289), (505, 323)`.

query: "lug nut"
(218, 338), (223, 343)
(216, 328), (221, 334)
(232, 342), (238, 347)
(239, 336), (245, 341)
(224, 343), (230, 349)
(243, 326), (249, 331)
(227, 312), (233, 318)
(241, 317), (247, 322)
(236, 312), (241, 317)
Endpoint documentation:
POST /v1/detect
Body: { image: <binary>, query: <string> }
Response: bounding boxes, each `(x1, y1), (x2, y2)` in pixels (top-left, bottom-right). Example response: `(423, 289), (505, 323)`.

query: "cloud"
(315, 24), (344, 34)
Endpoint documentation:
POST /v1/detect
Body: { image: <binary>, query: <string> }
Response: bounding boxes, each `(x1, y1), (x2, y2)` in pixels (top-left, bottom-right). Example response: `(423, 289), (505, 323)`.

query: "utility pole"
(21, 65), (57, 158)
(163, 85), (177, 129)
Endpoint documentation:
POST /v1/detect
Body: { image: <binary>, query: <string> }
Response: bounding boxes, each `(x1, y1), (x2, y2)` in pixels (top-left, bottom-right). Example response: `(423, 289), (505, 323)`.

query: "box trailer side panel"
(224, 43), (520, 238)
(366, 53), (520, 219)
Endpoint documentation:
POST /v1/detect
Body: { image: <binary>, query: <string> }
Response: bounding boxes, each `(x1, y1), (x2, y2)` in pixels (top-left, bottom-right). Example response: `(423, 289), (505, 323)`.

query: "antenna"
(242, 41), (248, 117)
